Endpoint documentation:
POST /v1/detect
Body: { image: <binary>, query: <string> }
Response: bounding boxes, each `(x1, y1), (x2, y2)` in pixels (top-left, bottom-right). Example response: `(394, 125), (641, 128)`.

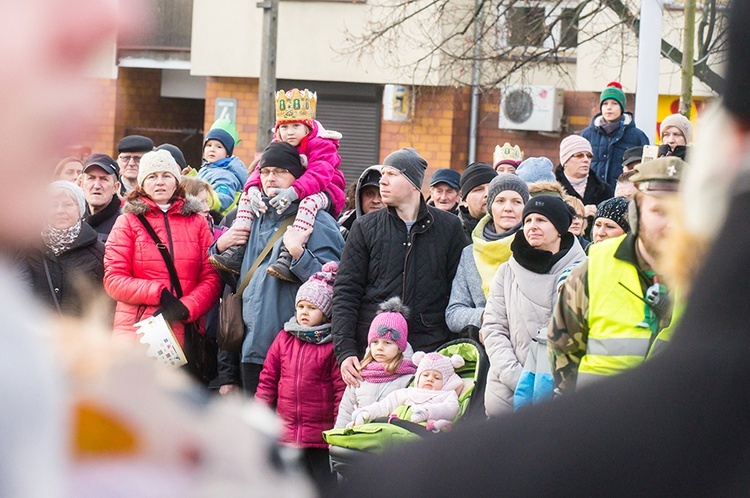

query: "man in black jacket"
(332, 148), (467, 386)
(339, 1), (750, 495)
(81, 154), (122, 242)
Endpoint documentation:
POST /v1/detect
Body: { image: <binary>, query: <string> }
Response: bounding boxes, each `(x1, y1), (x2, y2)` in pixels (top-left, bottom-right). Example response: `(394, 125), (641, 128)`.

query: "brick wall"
(114, 67), (205, 166)
(379, 87), (472, 191)
(203, 77), (259, 167)
(77, 78), (118, 159)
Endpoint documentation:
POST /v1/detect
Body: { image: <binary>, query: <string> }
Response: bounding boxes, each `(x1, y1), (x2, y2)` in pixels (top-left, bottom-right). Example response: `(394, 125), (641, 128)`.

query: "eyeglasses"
(572, 214), (584, 221)
(571, 152), (594, 160)
(118, 155), (142, 164)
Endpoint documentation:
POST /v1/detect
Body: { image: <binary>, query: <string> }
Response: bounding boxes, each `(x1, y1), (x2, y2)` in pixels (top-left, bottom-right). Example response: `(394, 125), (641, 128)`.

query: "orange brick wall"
(203, 77), (259, 167)
(379, 87), (472, 191)
(78, 78), (118, 159)
(114, 67), (205, 166)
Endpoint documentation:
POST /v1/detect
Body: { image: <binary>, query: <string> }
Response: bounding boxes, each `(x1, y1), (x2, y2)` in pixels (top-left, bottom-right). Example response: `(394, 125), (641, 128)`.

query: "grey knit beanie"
(517, 157), (556, 184)
(382, 148), (428, 190)
(487, 174), (530, 218)
(48, 181), (86, 219)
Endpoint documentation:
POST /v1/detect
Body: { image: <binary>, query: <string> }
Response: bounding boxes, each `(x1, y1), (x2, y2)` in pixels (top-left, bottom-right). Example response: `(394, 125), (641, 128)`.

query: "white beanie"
(48, 181), (86, 219)
(136, 149), (182, 187)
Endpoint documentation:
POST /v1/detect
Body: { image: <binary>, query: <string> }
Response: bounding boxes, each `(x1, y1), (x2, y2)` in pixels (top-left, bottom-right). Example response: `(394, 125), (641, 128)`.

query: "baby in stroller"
(349, 352), (466, 431)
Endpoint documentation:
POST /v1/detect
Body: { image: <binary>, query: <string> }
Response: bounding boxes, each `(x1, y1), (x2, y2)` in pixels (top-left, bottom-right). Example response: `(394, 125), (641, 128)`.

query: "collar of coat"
(386, 197), (435, 233)
(122, 194), (205, 217)
(593, 111), (634, 129)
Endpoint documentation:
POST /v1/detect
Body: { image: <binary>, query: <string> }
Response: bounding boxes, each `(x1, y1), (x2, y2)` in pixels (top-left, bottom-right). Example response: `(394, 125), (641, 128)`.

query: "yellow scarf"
(471, 215), (516, 297)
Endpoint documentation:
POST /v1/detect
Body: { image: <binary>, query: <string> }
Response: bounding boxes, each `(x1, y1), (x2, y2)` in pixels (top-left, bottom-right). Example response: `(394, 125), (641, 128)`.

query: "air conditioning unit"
(499, 85), (564, 132)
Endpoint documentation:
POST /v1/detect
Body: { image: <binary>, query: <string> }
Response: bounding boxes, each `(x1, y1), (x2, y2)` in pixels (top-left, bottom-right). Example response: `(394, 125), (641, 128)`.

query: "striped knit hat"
(296, 261), (337, 319)
(600, 81), (626, 112)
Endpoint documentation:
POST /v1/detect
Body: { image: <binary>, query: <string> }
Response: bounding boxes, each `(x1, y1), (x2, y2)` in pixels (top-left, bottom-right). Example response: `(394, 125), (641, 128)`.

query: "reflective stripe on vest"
(578, 235), (675, 389)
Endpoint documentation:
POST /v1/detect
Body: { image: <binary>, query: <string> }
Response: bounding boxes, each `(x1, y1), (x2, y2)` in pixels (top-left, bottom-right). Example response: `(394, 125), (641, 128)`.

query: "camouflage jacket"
(548, 234), (669, 393)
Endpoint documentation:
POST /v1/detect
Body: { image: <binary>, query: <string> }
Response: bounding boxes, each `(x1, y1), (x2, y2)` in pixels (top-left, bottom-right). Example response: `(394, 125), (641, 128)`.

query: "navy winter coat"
(581, 112), (650, 187)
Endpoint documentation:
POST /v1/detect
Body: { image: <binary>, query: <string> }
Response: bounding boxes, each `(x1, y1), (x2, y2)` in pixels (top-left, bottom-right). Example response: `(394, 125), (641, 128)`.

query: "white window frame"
(497, 1), (579, 52)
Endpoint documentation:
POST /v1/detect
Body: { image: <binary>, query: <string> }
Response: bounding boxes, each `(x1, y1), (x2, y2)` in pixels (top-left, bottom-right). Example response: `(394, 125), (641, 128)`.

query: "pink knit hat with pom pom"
(295, 261), (337, 319)
(367, 297), (410, 352)
(413, 352), (465, 390)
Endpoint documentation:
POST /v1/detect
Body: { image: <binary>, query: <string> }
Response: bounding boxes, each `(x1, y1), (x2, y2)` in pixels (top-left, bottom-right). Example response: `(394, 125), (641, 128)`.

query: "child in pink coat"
(209, 89), (346, 281)
(255, 261), (345, 491)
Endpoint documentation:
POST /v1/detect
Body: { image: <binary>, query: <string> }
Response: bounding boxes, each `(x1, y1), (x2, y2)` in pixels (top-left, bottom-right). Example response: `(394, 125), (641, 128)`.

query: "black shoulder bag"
(137, 214), (218, 385)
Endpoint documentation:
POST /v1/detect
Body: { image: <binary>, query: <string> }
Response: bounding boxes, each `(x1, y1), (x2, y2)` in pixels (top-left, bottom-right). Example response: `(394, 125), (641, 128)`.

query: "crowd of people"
(26, 75), (699, 491)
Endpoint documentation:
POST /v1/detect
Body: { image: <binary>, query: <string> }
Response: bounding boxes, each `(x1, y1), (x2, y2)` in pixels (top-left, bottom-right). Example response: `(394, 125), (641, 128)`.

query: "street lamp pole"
(257, 0), (279, 152)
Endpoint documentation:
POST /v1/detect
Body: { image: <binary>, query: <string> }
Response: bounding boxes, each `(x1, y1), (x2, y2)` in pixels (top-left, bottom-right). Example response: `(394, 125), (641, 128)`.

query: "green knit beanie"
(600, 81), (626, 112)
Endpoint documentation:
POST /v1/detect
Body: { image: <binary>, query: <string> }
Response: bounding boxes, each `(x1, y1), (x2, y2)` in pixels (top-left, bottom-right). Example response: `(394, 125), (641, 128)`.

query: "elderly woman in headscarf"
(446, 174), (530, 339)
(23, 181), (105, 316)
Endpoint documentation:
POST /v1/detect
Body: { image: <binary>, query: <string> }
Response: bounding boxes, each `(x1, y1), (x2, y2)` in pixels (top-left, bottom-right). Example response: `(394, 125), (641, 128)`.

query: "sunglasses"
(571, 152), (594, 160)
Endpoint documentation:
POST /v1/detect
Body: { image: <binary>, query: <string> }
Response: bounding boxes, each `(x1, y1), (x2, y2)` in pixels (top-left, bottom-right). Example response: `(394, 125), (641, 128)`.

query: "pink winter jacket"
(103, 195), (222, 346)
(245, 120), (347, 216)
(255, 328), (346, 448)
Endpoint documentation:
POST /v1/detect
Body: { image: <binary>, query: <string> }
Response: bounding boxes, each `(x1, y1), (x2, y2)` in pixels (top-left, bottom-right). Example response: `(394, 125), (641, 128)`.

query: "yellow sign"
(656, 95), (712, 143)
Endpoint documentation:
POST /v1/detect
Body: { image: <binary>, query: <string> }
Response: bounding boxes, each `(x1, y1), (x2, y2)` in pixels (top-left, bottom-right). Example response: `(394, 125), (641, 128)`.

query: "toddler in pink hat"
(349, 351), (465, 431)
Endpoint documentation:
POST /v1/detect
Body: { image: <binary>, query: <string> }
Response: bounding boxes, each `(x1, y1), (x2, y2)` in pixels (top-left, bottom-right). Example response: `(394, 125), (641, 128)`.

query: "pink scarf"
(360, 359), (417, 383)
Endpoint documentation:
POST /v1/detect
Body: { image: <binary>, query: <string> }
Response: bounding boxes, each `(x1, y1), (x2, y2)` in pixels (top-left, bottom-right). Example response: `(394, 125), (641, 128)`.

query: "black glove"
(154, 288), (189, 324)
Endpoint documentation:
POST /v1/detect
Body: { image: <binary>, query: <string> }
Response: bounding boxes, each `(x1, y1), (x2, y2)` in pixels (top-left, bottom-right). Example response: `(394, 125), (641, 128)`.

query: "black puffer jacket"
(24, 221), (105, 316)
(332, 199), (467, 363)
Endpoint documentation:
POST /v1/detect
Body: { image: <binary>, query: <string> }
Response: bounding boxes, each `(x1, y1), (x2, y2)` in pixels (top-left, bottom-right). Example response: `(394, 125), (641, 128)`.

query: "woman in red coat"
(103, 149), (222, 346)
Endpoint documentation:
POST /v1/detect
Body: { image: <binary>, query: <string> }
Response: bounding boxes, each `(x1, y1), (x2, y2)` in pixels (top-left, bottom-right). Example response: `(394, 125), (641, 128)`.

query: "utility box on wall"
(499, 85), (564, 132)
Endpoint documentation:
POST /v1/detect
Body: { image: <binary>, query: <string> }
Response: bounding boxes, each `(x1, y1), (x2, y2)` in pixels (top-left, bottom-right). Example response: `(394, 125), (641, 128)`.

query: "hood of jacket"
(122, 194), (206, 217)
(592, 111), (635, 130)
(355, 165), (383, 218)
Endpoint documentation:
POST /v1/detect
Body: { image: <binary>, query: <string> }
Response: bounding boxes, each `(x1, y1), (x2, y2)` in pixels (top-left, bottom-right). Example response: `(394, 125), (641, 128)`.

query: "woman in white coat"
(481, 195), (586, 416)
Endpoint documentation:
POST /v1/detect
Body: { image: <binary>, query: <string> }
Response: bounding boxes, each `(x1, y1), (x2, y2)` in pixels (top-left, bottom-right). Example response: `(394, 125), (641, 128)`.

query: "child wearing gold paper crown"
(210, 89), (346, 281)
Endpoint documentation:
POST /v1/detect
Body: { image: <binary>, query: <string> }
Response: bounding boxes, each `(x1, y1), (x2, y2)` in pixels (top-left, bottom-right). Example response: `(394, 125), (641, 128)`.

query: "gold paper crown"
(493, 142), (524, 167)
(275, 89), (317, 125)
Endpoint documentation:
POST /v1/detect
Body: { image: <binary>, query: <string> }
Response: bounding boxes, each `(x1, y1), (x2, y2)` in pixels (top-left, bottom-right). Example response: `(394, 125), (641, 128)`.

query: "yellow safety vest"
(578, 235), (678, 389)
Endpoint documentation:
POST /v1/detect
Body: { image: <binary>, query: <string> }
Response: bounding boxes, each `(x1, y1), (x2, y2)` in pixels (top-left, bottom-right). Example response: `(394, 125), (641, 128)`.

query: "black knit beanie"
(522, 195), (572, 236)
(382, 148), (428, 190)
(260, 142), (305, 178)
(461, 162), (498, 196)
(595, 196), (630, 232)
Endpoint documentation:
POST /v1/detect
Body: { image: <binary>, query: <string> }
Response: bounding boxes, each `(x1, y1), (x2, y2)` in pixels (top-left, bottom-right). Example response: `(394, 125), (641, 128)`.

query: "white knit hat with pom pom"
(412, 352), (464, 390)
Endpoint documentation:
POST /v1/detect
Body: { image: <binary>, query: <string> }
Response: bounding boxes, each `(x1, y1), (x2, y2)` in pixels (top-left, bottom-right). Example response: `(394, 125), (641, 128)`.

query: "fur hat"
(595, 196), (631, 233)
(204, 128), (235, 157)
(600, 81), (626, 112)
(367, 298), (410, 352)
(295, 261), (337, 319)
(412, 352), (465, 391)
(48, 181), (86, 219)
(522, 194), (573, 236)
(487, 173), (530, 218)
(517, 157), (556, 184)
(382, 148), (428, 190)
(460, 162), (497, 196)
(136, 149), (182, 187)
(660, 114), (693, 144)
(559, 135), (593, 167)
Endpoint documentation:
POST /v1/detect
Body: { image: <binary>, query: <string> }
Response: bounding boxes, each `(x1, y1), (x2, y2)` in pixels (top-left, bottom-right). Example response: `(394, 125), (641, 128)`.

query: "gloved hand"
(268, 186), (298, 214)
(247, 187), (266, 216)
(410, 406), (429, 423)
(349, 409), (370, 427)
(154, 288), (189, 324)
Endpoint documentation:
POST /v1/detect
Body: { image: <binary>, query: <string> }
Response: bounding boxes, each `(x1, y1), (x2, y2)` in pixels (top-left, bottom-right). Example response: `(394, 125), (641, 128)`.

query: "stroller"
(323, 338), (489, 479)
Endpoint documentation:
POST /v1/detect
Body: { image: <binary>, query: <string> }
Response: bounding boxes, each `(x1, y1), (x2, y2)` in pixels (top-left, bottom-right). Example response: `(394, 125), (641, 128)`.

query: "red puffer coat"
(103, 195), (222, 345)
(255, 328), (346, 448)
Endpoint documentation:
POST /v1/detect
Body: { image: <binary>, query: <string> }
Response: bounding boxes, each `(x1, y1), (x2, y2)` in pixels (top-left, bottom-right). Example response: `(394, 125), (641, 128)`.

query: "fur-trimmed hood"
(592, 111), (634, 129)
(122, 194), (205, 217)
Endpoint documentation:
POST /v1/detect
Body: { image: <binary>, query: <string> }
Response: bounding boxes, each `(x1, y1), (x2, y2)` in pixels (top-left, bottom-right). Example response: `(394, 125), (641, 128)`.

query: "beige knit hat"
(559, 135), (593, 167)
(660, 113), (693, 144)
(137, 149), (182, 187)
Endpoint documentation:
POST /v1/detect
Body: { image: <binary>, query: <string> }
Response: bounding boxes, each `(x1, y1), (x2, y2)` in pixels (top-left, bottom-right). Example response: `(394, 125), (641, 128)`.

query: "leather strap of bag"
(137, 214), (183, 298)
(42, 258), (62, 313)
(235, 216), (294, 296)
